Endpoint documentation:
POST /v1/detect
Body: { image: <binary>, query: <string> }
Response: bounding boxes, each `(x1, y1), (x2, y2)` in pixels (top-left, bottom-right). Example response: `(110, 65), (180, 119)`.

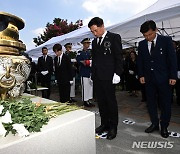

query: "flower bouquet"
(0, 98), (80, 137)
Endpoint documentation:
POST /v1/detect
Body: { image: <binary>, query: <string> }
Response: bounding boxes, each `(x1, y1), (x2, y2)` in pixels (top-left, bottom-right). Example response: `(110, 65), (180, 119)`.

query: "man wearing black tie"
(53, 43), (73, 103)
(137, 20), (177, 138)
(37, 47), (53, 99)
(88, 17), (123, 140)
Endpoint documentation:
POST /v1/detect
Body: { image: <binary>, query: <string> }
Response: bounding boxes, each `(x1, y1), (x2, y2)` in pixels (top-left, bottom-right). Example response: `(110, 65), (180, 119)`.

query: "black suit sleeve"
(113, 34), (123, 76)
(137, 41), (144, 78)
(166, 37), (178, 79)
(47, 56), (54, 74)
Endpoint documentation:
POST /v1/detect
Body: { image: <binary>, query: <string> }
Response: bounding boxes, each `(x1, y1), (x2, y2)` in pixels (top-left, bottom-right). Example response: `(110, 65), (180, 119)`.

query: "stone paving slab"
(47, 86), (180, 154)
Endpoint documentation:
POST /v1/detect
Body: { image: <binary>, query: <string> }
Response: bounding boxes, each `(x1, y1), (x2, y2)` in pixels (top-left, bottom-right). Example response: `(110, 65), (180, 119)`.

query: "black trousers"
(175, 79), (180, 104)
(58, 83), (70, 103)
(145, 74), (172, 128)
(40, 74), (51, 99)
(94, 78), (118, 128)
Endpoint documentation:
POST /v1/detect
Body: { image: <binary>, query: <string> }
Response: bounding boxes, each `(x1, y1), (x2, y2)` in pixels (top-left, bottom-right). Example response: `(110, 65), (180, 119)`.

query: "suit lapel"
(155, 35), (160, 50)
(101, 32), (109, 46)
(144, 40), (151, 56)
(60, 54), (65, 67)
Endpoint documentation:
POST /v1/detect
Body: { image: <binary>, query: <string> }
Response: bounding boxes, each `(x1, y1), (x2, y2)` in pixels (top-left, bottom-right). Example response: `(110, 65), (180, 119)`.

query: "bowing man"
(88, 17), (123, 140)
(137, 20), (177, 138)
(53, 43), (73, 103)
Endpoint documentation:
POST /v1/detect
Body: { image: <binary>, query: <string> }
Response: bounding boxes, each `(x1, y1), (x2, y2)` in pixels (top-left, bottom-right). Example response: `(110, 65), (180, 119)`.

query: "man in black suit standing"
(37, 47), (53, 99)
(53, 43), (73, 103)
(137, 20), (177, 138)
(88, 17), (123, 140)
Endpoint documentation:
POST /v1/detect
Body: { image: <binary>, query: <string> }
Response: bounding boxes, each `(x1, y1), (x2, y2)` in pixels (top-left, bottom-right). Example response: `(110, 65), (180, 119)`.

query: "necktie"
(43, 56), (46, 62)
(58, 56), (60, 66)
(150, 41), (155, 55)
(98, 37), (102, 47)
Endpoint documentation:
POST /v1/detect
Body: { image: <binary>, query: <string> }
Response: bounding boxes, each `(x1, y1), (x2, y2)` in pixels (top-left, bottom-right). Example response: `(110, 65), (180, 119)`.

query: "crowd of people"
(26, 17), (180, 140)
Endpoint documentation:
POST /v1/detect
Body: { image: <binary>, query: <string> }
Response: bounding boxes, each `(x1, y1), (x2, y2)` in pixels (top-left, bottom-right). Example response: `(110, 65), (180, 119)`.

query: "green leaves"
(0, 98), (49, 136)
(0, 98), (80, 137)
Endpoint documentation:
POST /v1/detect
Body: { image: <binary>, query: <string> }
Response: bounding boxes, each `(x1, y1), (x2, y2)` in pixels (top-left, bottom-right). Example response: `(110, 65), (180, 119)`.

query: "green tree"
(33, 18), (83, 46)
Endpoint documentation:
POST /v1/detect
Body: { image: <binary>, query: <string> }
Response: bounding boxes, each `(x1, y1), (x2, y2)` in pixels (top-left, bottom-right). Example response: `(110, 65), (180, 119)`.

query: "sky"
(1, 0), (158, 50)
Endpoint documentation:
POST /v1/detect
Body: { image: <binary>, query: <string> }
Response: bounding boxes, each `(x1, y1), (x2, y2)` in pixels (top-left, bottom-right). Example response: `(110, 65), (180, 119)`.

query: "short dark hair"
(53, 43), (62, 52)
(42, 47), (48, 51)
(88, 17), (104, 28)
(140, 20), (157, 33)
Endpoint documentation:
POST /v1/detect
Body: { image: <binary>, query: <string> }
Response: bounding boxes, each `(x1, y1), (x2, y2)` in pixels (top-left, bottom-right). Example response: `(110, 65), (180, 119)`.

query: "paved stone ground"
(47, 85), (180, 154)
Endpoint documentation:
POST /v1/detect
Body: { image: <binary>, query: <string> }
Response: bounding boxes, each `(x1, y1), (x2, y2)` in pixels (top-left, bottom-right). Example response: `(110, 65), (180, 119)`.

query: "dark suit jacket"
(137, 35), (177, 84)
(176, 48), (180, 71)
(91, 31), (123, 80)
(54, 54), (73, 84)
(37, 55), (53, 74)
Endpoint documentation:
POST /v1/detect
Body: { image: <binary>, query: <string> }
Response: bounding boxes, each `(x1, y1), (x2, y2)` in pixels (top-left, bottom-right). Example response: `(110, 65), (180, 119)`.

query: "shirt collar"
(59, 52), (63, 59)
(97, 30), (107, 43)
(102, 30), (107, 38)
(148, 33), (157, 44)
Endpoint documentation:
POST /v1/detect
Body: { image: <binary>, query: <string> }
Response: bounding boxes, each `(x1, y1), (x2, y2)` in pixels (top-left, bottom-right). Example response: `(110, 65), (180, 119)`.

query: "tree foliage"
(33, 18), (83, 46)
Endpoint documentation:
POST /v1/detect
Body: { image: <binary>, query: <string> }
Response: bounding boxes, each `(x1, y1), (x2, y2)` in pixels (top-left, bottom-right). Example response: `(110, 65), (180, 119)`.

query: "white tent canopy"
(108, 0), (180, 47)
(26, 26), (93, 62)
(26, 0), (180, 61)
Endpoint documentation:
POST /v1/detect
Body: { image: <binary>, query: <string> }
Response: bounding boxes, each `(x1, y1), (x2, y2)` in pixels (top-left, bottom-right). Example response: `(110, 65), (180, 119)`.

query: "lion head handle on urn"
(0, 12), (31, 100)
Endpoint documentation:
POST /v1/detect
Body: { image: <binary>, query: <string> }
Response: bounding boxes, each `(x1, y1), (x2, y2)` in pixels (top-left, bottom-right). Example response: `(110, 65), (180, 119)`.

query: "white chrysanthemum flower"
(12, 124), (29, 137)
(0, 122), (7, 137)
(0, 105), (4, 114)
(1, 110), (12, 123)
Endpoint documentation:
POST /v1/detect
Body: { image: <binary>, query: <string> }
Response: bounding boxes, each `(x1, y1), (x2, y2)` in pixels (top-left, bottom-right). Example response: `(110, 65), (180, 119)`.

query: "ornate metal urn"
(0, 12), (31, 100)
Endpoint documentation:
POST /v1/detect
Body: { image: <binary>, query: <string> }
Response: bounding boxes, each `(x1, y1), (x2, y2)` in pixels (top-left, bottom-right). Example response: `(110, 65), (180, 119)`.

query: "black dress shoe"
(107, 128), (117, 140)
(145, 124), (159, 133)
(161, 127), (169, 138)
(95, 125), (109, 134)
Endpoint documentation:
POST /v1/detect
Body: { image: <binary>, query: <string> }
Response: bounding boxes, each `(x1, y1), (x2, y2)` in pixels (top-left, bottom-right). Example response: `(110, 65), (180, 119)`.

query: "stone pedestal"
(0, 95), (96, 154)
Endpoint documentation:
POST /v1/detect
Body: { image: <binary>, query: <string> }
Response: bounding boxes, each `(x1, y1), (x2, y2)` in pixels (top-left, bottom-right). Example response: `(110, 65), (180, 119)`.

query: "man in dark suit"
(88, 17), (123, 140)
(137, 20), (177, 138)
(53, 43), (73, 103)
(37, 47), (53, 99)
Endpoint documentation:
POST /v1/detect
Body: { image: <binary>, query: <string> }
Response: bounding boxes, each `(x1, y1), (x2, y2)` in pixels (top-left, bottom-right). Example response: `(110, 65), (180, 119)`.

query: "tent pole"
(162, 21), (164, 35)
